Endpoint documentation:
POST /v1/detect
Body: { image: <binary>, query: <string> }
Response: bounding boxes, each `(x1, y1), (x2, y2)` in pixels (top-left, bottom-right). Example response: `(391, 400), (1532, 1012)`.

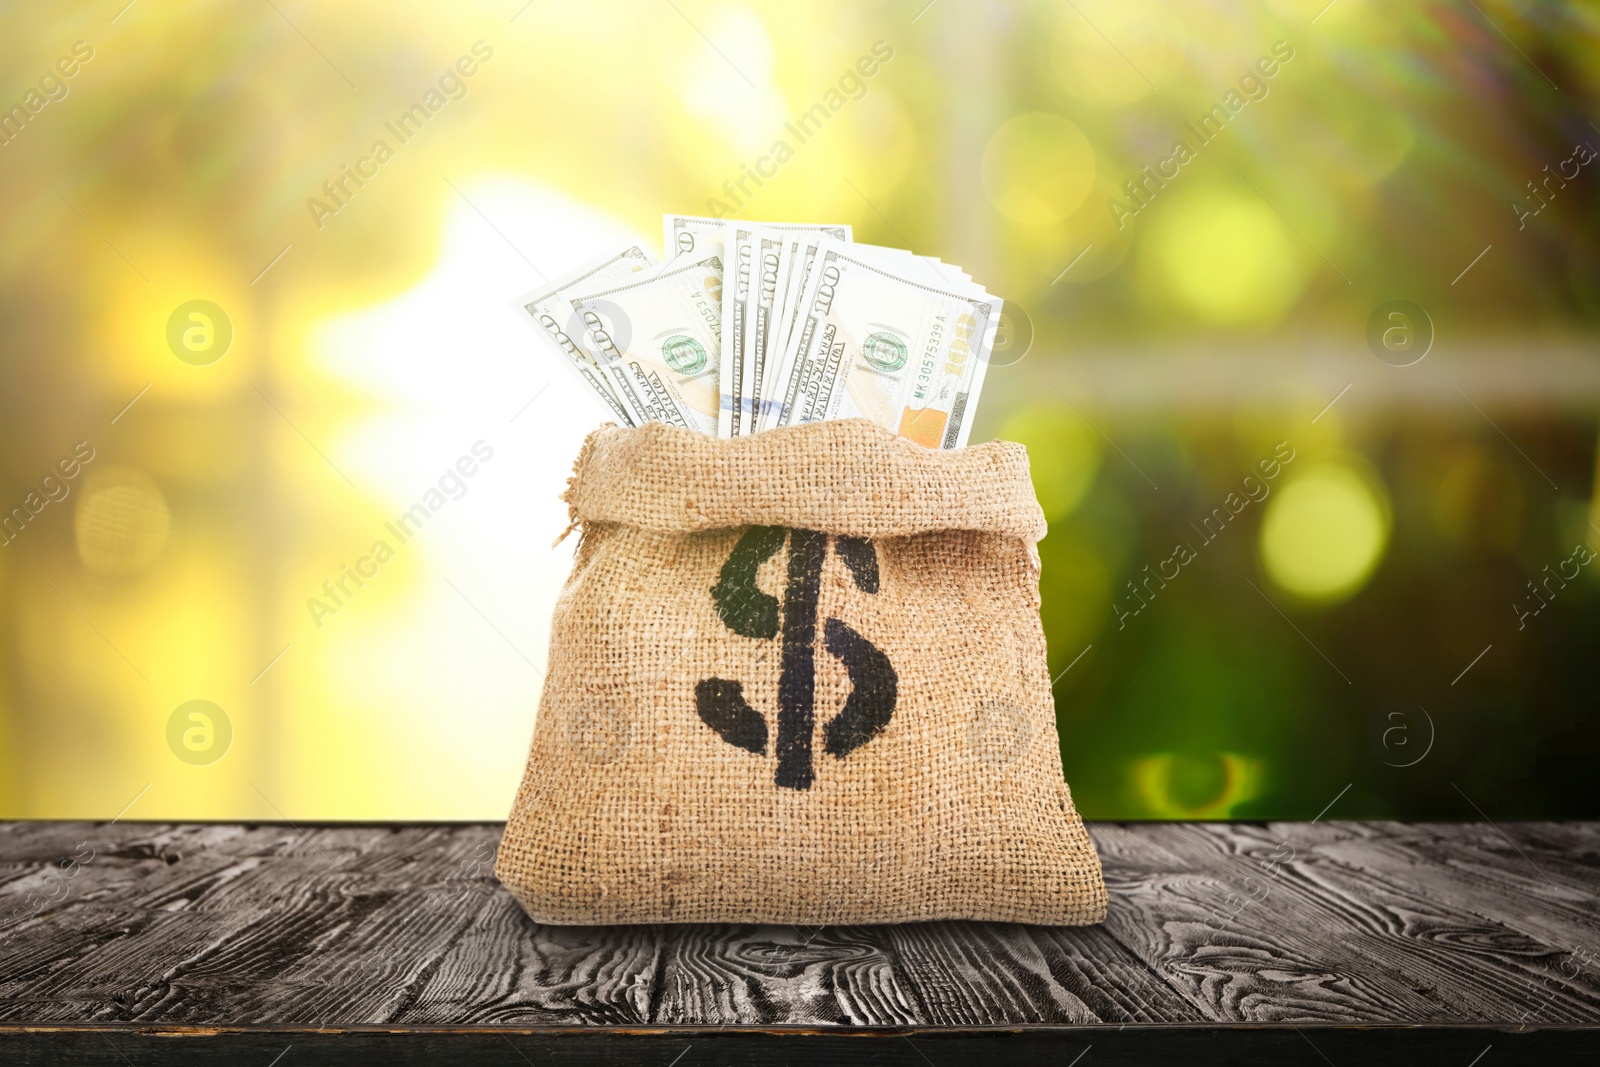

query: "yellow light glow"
(275, 179), (625, 818)
(981, 113), (1096, 224)
(96, 237), (253, 399)
(1052, 0), (1183, 106)
(1140, 184), (1311, 325)
(674, 6), (787, 153)
(1260, 462), (1391, 602)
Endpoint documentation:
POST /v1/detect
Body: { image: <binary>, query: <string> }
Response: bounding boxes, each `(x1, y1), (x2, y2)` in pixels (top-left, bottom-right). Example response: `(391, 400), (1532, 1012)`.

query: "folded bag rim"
(562, 417), (1049, 542)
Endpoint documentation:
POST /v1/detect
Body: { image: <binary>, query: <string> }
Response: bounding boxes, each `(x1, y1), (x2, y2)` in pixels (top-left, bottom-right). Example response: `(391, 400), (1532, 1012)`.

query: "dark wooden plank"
(0, 1025), (1592, 1066)
(1088, 821), (1600, 1025)
(6, 825), (500, 1025)
(1018, 923), (1203, 1024)
(649, 924), (925, 1026)
(1238, 822), (1600, 1023)
(1094, 820), (1415, 1022)
(3, 819), (1597, 1037)
(0, 823), (662, 1026)
(648, 919), (1203, 1025)
(1331, 822), (1600, 945)
(876, 921), (1110, 1025)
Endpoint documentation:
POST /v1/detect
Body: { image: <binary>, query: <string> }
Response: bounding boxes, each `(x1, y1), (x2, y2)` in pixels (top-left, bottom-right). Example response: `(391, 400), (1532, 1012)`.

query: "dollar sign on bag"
(695, 526), (896, 790)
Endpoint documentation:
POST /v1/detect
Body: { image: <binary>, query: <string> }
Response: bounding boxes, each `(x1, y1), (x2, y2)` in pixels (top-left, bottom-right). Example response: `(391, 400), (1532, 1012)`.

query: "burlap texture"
(496, 418), (1107, 925)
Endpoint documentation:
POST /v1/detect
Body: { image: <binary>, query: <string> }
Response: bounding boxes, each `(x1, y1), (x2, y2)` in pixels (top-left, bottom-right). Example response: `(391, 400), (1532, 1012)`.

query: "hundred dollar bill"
(744, 224), (850, 431)
(664, 214), (728, 261)
(769, 237), (999, 449)
(666, 213), (850, 260)
(764, 233), (805, 361)
(719, 223), (758, 437)
(767, 231), (858, 344)
(772, 244), (968, 374)
(760, 235), (824, 430)
(568, 254), (724, 435)
(740, 229), (785, 434)
(851, 242), (973, 287)
(512, 243), (655, 425)
(665, 217), (852, 432)
(759, 236), (810, 420)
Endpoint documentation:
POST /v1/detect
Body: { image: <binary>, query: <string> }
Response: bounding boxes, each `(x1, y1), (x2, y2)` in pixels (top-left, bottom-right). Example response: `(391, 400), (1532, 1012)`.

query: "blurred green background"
(1, 0), (1596, 822)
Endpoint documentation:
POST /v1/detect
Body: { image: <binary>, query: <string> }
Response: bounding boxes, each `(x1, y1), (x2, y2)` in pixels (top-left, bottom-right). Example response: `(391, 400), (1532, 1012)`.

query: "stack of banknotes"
(513, 214), (1003, 449)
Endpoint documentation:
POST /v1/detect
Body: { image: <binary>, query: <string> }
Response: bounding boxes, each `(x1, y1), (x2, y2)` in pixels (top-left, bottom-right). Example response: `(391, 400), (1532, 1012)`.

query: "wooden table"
(1, 820), (1595, 1064)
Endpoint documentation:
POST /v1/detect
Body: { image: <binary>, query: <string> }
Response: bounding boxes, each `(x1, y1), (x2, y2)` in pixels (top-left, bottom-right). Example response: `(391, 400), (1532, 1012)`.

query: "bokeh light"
(75, 468), (171, 578)
(1139, 184), (1311, 325)
(1259, 462), (1392, 604)
(1129, 752), (1264, 819)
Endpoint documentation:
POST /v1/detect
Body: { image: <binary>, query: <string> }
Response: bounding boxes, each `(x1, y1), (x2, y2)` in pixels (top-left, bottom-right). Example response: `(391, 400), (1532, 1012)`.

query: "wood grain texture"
(1092, 821), (1600, 1026)
(1, 820), (1595, 1060)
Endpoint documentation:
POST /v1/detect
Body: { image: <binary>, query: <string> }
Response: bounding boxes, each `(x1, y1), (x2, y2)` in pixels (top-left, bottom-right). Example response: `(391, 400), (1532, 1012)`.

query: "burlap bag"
(496, 418), (1106, 925)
